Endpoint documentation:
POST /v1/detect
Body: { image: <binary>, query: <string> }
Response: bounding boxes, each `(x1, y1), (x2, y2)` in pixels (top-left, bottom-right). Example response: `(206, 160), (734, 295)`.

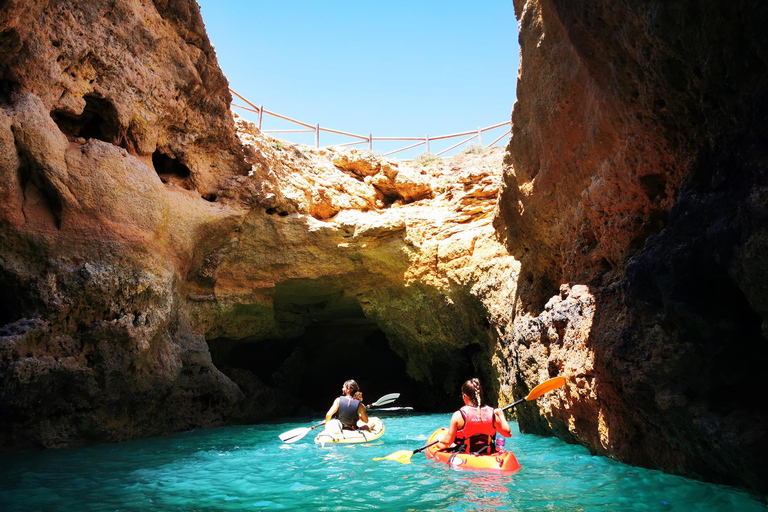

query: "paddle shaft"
(500, 376), (567, 412)
(410, 440), (440, 455)
(500, 398), (526, 413)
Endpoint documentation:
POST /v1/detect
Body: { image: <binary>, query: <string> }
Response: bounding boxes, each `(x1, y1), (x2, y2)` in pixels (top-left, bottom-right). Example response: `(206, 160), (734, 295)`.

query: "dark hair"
(462, 378), (482, 407)
(343, 379), (359, 396)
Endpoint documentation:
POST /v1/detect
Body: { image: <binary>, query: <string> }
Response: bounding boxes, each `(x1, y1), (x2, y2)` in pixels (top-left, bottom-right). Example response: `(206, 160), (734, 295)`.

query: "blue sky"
(196, 1), (519, 158)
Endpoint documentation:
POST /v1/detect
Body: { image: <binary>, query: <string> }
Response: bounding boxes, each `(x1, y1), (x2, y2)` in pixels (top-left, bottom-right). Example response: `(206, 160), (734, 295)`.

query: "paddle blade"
(370, 393), (400, 407)
(278, 427), (311, 443)
(370, 399), (396, 408)
(525, 376), (566, 402)
(373, 450), (414, 464)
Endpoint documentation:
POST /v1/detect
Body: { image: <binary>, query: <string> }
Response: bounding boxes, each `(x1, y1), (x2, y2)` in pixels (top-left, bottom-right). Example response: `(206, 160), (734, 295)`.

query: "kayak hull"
(424, 428), (521, 473)
(314, 417), (385, 445)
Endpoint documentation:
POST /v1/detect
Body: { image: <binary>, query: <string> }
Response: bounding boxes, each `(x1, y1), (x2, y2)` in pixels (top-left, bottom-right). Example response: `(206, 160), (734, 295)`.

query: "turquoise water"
(0, 413), (765, 511)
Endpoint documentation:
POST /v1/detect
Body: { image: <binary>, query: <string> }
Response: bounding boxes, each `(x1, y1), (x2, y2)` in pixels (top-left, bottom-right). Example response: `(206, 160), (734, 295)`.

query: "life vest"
(336, 396), (361, 429)
(456, 405), (496, 453)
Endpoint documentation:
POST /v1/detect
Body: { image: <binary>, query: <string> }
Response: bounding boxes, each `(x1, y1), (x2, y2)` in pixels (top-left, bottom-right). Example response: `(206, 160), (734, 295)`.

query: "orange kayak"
(424, 428), (521, 473)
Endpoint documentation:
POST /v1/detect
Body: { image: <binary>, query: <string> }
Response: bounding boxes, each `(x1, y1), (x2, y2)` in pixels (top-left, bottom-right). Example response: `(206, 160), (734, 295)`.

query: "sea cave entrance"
(206, 280), (495, 419)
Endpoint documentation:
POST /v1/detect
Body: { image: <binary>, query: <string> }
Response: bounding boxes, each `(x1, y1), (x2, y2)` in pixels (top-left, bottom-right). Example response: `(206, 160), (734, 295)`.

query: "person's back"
(434, 377), (512, 454)
(456, 404), (497, 452)
(337, 395), (361, 429)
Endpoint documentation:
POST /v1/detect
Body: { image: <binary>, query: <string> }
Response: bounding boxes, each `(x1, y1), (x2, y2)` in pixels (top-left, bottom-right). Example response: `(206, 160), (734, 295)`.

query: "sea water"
(0, 413), (765, 511)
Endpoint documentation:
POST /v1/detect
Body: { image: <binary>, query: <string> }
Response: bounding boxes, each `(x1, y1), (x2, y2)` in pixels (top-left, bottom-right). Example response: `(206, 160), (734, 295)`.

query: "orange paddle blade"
(525, 376), (566, 401)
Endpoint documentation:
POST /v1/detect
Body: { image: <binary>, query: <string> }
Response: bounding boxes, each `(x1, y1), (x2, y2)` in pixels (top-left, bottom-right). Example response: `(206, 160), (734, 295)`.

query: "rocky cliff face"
(498, 0), (768, 493)
(0, 0), (518, 448)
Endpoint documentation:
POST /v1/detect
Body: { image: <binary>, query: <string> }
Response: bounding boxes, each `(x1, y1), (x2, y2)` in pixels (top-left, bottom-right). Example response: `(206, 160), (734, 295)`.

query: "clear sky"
(196, 1), (519, 158)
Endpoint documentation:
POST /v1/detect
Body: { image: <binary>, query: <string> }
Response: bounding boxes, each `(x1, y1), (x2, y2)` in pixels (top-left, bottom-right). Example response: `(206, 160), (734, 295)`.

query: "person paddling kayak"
(435, 377), (511, 454)
(324, 379), (371, 430)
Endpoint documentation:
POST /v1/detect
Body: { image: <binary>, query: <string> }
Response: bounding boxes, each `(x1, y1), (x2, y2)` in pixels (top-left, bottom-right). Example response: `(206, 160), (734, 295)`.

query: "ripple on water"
(0, 415), (765, 511)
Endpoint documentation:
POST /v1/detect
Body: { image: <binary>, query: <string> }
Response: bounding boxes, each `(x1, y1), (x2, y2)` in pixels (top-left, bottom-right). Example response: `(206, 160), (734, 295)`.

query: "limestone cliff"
(497, 0), (768, 494)
(0, 0), (517, 447)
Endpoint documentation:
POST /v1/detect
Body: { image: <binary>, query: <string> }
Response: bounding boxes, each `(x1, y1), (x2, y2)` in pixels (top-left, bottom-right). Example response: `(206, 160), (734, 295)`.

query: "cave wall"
(497, 0), (768, 493)
(0, 0), (517, 449)
(0, 0), (258, 449)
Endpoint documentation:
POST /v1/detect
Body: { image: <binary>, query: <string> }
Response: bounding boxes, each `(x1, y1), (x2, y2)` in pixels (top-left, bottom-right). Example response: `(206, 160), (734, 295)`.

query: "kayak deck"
(424, 428), (521, 473)
(315, 417), (385, 445)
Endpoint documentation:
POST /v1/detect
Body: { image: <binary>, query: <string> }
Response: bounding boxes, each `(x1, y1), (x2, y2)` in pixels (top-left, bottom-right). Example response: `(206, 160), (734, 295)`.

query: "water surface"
(1, 413), (765, 511)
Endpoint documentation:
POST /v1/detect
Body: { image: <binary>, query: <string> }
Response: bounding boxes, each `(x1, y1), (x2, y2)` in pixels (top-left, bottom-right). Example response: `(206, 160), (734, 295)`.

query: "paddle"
(499, 376), (567, 412)
(278, 422), (325, 444)
(278, 393), (401, 443)
(373, 440), (440, 463)
(369, 393), (400, 408)
(373, 376), (567, 464)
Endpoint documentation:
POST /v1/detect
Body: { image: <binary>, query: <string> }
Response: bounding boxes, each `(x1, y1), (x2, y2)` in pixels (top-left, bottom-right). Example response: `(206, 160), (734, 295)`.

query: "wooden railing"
(230, 89), (511, 158)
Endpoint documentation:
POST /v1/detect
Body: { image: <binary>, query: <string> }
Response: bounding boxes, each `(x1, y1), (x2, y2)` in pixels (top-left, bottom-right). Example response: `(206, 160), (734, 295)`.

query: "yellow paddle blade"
(526, 376), (567, 401)
(373, 450), (414, 464)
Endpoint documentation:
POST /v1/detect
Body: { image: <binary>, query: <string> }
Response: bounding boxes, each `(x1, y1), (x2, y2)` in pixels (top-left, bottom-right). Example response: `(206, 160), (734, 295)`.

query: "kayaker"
(324, 379), (371, 430)
(434, 377), (512, 454)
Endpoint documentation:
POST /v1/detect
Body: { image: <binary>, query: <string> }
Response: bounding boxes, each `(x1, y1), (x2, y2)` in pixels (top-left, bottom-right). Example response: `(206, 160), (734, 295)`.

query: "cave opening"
(209, 321), (421, 416)
(206, 280), (497, 420)
(50, 94), (122, 145)
(152, 150), (194, 190)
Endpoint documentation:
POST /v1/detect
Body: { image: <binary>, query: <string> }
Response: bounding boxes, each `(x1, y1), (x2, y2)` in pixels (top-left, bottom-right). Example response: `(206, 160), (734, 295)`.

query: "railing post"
(477, 127), (482, 147)
(258, 105), (263, 130)
(315, 123), (320, 148)
(368, 134), (372, 151)
(426, 134), (430, 154)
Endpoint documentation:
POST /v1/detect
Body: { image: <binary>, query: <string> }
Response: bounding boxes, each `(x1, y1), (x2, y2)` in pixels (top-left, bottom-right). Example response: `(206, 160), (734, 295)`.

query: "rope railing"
(230, 88), (511, 157)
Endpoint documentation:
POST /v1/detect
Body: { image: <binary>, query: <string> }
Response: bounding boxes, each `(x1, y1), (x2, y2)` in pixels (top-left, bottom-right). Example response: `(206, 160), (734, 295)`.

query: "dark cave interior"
(205, 279), (492, 417)
(212, 322), (423, 414)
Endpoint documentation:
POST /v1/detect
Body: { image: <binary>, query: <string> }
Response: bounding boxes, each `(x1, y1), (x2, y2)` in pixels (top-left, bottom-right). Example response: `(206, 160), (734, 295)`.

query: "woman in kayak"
(324, 379), (370, 430)
(434, 377), (512, 454)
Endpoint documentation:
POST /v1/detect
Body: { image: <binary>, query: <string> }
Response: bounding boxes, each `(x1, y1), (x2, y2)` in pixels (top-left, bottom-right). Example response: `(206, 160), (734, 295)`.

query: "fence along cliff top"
(230, 89), (511, 158)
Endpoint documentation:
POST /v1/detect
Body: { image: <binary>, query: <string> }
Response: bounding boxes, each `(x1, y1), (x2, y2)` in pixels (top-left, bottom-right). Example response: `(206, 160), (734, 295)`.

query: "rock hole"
(0, 78), (19, 104)
(265, 208), (277, 215)
(152, 151), (193, 190)
(639, 174), (668, 201)
(50, 94), (122, 146)
(202, 193), (217, 202)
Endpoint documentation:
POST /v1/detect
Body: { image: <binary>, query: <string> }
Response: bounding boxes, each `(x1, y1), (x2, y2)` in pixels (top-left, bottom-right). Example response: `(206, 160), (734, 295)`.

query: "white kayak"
(314, 417), (385, 445)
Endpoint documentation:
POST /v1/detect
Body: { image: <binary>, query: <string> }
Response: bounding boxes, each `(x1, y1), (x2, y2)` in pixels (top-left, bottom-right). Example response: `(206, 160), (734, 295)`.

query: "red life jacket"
(456, 405), (496, 453)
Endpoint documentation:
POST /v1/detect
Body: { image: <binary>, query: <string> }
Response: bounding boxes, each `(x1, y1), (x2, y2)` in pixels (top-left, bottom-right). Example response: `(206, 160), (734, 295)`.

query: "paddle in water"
(374, 376), (567, 463)
(278, 422), (326, 444)
(278, 392), (399, 443)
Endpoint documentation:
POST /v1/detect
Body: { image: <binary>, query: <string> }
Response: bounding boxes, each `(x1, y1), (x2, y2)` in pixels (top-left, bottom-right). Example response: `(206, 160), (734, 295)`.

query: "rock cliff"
(0, 0), (517, 447)
(498, 0), (768, 494)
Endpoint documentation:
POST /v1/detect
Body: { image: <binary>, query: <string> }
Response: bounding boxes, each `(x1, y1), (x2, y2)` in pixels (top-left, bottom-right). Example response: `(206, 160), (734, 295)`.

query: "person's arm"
(325, 398), (340, 422)
(357, 402), (369, 424)
(494, 408), (512, 437)
(436, 411), (464, 450)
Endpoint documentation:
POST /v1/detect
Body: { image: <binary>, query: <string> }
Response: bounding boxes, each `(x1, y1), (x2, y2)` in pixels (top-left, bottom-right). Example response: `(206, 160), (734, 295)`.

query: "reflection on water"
(0, 413), (765, 511)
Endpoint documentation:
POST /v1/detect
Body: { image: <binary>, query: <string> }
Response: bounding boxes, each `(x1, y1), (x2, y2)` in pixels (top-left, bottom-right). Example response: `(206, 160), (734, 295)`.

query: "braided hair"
(462, 378), (483, 409)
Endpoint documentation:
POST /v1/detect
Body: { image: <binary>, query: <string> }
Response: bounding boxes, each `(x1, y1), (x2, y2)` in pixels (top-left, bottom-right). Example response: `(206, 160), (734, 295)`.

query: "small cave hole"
(50, 94), (122, 146)
(265, 208), (277, 215)
(278, 211), (289, 217)
(202, 193), (217, 202)
(639, 174), (668, 201)
(0, 78), (19, 104)
(152, 150), (193, 190)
